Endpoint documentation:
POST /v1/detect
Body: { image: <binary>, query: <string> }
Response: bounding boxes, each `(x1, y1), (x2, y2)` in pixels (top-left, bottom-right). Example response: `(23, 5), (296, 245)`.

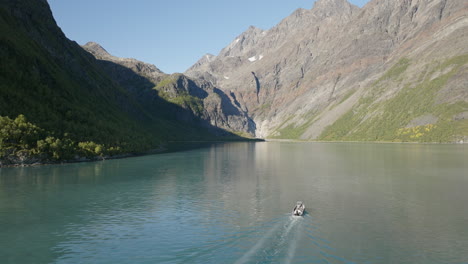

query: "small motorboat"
(292, 201), (305, 216)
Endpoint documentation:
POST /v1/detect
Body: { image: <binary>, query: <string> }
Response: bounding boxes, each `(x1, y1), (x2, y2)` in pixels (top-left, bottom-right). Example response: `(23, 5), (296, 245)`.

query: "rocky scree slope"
(186, 0), (468, 142)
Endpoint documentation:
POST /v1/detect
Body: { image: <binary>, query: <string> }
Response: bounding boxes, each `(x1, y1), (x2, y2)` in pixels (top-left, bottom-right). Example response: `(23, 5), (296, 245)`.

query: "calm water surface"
(1, 142), (467, 263)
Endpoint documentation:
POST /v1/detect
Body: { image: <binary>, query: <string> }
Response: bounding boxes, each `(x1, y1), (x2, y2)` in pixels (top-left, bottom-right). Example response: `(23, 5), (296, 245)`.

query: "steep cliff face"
(186, 0), (468, 142)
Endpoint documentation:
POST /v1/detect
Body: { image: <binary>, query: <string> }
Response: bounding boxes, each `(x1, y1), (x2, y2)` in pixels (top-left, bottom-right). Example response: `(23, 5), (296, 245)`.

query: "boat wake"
(235, 215), (303, 264)
(234, 222), (282, 264)
(282, 216), (302, 264)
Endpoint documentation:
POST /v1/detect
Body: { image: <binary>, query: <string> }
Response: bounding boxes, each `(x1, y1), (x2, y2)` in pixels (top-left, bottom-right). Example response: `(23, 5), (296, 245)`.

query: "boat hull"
(292, 202), (305, 216)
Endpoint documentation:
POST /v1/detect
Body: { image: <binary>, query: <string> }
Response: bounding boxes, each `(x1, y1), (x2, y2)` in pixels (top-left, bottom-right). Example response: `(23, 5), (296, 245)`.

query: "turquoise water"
(1, 142), (467, 263)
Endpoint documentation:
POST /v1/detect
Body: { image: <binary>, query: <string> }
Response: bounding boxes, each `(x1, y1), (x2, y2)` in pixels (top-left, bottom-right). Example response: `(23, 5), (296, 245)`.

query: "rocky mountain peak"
(312, 0), (359, 18)
(200, 53), (216, 64)
(83, 42), (111, 58)
(219, 25), (265, 58)
(82, 42), (163, 76)
(313, 0), (350, 8)
(244, 25), (263, 33)
(185, 53), (216, 73)
(238, 25), (265, 42)
(291, 8), (309, 18)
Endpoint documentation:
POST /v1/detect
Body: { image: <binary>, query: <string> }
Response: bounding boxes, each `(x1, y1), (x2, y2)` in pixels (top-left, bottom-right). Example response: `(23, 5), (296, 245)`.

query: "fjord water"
(1, 142), (467, 264)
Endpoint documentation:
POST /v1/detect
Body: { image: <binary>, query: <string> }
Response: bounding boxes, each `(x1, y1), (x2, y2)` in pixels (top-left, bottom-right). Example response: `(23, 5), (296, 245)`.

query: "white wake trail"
(284, 216), (299, 235)
(234, 222), (281, 264)
(281, 216), (305, 263)
(284, 223), (301, 264)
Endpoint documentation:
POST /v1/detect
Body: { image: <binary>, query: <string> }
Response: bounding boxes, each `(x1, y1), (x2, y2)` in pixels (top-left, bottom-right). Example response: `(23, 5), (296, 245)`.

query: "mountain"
(82, 42), (255, 136)
(0, 0), (249, 165)
(186, 0), (468, 142)
(1, 0), (467, 166)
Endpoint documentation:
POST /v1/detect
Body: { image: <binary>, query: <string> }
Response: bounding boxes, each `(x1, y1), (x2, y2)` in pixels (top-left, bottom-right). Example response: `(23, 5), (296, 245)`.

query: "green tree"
(0, 115), (43, 159)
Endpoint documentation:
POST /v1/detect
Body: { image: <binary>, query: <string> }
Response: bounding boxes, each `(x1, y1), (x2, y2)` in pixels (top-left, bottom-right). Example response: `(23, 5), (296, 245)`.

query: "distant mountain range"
(1, 0), (467, 165)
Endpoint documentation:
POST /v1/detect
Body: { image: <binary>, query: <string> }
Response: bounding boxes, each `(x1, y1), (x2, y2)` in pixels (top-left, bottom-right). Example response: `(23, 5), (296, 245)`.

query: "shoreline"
(264, 138), (467, 145)
(0, 146), (168, 169)
(0, 139), (265, 168)
(1, 138), (465, 168)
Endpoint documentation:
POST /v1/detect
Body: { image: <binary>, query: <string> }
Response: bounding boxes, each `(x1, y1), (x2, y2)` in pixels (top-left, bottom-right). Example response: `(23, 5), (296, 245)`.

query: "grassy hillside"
(319, 55), (468, 142)
(268, 55), (468, 143)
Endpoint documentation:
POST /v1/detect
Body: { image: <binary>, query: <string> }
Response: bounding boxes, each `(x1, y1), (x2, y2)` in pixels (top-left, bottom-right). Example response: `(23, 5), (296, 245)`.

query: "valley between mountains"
(86, 0), (468, 143)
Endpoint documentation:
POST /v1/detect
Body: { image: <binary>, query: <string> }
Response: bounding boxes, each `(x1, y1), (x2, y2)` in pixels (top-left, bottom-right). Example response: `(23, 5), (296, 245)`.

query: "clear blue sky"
(48, 0), (369, 74)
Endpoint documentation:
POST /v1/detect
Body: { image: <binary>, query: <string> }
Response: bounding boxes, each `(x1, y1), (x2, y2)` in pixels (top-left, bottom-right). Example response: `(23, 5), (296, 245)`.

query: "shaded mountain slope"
(82, 42), (256, 137)
(0, 0), (245, 165)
